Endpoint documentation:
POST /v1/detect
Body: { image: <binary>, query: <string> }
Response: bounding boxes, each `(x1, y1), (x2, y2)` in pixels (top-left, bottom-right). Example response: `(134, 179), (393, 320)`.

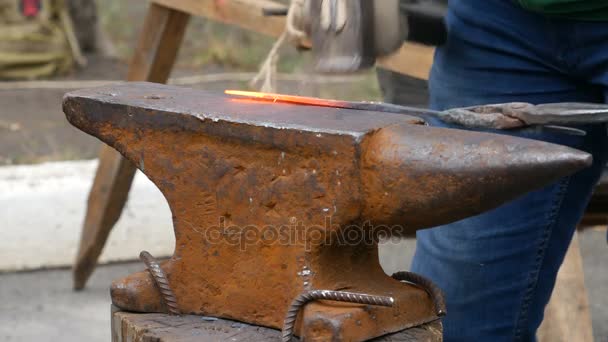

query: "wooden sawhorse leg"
(73, 3), (190, 290)
(537, 232), (594, 342)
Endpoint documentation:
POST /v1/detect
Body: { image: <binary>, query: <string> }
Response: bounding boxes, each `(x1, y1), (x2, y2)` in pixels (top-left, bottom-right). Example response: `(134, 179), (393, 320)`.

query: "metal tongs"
(226, 90), (608, 136)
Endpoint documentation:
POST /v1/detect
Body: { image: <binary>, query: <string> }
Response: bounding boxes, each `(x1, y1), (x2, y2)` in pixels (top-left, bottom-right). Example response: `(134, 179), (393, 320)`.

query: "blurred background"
(0, 1), (604, 341)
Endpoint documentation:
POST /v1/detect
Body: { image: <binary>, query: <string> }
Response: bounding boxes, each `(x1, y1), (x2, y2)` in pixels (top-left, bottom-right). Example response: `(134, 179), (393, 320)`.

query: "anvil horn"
(360, 123), (591, 233)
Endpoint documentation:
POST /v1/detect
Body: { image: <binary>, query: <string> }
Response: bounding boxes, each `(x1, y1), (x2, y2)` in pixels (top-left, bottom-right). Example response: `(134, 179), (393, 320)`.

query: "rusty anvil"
(63, 82), (590, 341)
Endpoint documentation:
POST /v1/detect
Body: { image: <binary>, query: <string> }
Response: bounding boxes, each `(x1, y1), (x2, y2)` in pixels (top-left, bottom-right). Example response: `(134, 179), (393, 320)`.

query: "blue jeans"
(402, 0), (608, 341)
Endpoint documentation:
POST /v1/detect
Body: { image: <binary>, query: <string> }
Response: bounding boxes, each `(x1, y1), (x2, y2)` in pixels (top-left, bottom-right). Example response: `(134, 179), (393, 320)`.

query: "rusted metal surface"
(282, 290), (395, 342)
(139, 251), (180, 315)
(64, 82), (591, 341)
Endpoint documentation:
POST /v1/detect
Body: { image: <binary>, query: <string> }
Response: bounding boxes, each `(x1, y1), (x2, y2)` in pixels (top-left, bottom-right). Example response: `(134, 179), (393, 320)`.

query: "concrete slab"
(0, 262), (142, 342)
(0, 160), (173, 271)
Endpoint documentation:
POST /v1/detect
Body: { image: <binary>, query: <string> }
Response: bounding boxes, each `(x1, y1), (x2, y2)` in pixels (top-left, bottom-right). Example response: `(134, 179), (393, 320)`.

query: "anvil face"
(63, 82), (590, 341)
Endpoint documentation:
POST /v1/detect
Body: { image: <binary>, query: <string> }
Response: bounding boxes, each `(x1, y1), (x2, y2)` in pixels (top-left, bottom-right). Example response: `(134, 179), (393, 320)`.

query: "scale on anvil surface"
(63, 82), (601, 341)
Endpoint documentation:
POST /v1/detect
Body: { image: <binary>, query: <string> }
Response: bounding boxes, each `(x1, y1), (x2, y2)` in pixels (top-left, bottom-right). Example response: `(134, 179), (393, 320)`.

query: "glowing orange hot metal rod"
(224, 89), (438, 123)
(224, 90), (355, 109)
(225, 89), (608, 135)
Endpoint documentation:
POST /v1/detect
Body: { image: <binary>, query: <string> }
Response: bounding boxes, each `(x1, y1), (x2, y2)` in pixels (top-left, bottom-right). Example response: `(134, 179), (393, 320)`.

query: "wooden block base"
(111, 306), (443, 341)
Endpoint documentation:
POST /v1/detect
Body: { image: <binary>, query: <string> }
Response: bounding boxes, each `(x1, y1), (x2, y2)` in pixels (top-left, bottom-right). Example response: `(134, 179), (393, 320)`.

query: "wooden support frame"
(73, 3), (190, 290)
(537, 233), (594, 341)
(151, 0), (435, 80)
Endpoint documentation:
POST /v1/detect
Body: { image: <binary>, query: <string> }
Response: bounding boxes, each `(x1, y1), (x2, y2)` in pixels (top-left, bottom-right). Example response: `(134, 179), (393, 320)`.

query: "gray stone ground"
(0, 230), (606, 342)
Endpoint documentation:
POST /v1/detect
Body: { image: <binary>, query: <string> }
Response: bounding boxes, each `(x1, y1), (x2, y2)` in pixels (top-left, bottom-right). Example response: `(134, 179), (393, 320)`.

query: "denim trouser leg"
(378, 0), (608, 341)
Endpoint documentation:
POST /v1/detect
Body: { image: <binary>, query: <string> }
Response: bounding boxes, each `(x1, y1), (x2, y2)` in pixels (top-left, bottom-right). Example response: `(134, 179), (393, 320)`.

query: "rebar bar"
(139, 250), (180, 315)
(392, 271), (446, 317)
(281, 290), (394, 342)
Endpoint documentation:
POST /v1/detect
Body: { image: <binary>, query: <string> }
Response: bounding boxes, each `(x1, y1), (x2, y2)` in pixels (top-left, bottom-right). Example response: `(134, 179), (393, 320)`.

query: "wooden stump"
(111, 307), (443, 342)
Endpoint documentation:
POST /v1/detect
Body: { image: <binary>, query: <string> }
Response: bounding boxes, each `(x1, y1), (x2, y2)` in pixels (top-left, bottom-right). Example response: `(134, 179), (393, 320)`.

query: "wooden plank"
(72, 147), (137, 290)
(126, 4), (191, 83)
(377, 44), (433, 81)
(151, 0), (434, 80)
(152, 0), (287, 39)
(72, 3), (190, 290)
(111, 308), (443, 342)
(581, 174), (608, 227)
(537, 233), (594, 342)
